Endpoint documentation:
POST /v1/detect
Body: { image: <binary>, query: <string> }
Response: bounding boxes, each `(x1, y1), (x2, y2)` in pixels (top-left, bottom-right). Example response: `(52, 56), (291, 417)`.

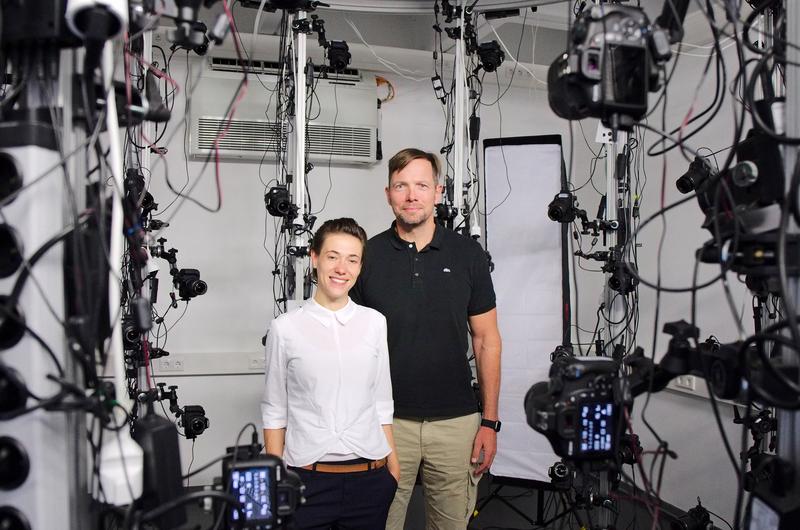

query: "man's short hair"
(388, 148), (440, 185)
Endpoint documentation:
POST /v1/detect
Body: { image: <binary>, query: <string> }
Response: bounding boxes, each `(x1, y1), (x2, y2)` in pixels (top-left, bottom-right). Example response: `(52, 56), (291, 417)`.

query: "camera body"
(477, 41), (504, 72)
(605, 259), (639, 295)
(525, 356), (628, 461)
(327, 41), (351, 72)
(174, 268), (208, 300)
(181, 404), (209, 439)
(676, 156), (717, 195)
(695, 129), (785, 239)
(548, 191), (580, 223)
(223, 454), (305, 529)
(122, 315), (142, 350)
(265, 185), (297, 220)
(548, 5), (671, 130)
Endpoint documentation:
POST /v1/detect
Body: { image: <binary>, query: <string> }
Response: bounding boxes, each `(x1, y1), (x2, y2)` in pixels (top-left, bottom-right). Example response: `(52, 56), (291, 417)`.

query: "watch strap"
(480, 418), (501, 432)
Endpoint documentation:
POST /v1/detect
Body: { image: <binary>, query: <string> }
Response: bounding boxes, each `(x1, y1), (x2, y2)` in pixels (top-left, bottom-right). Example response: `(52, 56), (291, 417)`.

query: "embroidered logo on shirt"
(443, 268), (451, 273)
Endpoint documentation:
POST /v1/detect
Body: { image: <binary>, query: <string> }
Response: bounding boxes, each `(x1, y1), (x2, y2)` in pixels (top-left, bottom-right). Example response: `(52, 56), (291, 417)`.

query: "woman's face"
(311, 232), (363, 306)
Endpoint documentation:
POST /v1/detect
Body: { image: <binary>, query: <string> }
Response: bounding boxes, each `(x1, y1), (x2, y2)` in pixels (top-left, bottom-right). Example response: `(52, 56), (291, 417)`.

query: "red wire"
(623, 407), (661, 523)
(205, 0), (251, 209)
(143, 335), (152, 389)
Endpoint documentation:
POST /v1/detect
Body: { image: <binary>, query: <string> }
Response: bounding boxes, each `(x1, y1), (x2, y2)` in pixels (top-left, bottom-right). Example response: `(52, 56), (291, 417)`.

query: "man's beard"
(396, 209), (430, 228)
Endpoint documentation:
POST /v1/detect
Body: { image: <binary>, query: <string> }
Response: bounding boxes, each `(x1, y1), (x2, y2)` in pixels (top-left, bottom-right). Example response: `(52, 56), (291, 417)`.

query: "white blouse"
(261, 298), (394, 467)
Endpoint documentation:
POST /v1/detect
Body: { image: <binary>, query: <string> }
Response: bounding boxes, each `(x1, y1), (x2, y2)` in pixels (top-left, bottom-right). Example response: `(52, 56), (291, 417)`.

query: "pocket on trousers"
(384, 466), (399, 488)
(464, 469), (481, 520)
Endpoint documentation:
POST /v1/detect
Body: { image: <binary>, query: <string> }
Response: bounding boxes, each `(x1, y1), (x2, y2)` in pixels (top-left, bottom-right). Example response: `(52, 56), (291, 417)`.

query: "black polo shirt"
(351, 223), (496, 418)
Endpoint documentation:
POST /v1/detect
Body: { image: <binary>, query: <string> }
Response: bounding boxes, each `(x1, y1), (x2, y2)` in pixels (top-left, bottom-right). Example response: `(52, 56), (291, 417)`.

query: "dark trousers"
(289, 466), (398, 530)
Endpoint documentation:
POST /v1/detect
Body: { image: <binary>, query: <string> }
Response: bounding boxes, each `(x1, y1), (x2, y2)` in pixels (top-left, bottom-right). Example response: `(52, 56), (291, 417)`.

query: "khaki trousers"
(386, 413), (481, 530)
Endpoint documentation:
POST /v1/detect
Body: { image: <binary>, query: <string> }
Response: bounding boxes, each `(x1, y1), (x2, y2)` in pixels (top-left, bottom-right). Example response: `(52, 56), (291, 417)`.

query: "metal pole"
(142, 31), (154, 171)
(60, 47), (90, 530)
(604, 133), (628, 352)
(779, 0), (800, 479)
(292, 11), (308, 302)
(294, 11), (308, 229)
(103, 42), (134, 414)
(454, 0), (467, 227)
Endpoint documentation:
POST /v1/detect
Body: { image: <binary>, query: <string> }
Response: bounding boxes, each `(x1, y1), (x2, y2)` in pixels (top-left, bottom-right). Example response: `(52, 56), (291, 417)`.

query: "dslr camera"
(221, 452), (305, 529)
(173, 268), (208, 300)
(181, 404), (210, 439)
(547, 4), (677, 130)
(548, 191), (582, 223)
(525, 356), (628, 461)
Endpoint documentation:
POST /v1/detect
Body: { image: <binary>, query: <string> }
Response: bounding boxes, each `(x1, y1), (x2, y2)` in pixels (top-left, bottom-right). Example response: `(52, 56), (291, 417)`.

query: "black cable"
(132, 490), (243, 529)
(182, 454), (227, 479)
(776, 152), (800, 354)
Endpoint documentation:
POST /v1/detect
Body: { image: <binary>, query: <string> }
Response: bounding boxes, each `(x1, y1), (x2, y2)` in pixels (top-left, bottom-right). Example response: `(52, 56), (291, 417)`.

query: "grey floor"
(178, 474), (711, 529)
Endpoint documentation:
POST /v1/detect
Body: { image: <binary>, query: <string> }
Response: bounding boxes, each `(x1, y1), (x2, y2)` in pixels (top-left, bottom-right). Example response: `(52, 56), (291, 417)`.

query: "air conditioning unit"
(189, 55), (379, 165)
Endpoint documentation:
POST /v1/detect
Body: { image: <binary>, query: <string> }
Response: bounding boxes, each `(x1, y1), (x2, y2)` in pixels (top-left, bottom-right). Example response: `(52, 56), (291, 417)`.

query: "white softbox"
(483, 135), (569, 483)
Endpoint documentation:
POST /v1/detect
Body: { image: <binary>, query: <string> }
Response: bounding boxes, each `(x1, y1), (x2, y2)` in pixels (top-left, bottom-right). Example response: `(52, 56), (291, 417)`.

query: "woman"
(261, 218), (399, 529)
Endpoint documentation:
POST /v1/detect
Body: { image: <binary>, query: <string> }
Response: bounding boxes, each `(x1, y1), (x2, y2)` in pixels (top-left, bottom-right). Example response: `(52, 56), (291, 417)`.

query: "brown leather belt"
(301, 457), (387, 473)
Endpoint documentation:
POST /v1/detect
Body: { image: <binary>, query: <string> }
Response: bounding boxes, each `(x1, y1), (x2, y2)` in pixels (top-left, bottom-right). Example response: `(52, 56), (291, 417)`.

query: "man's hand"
(471, 426), (497, 476)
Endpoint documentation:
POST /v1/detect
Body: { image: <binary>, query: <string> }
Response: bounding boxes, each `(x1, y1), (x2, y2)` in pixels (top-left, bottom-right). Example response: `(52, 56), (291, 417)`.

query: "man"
(351, 148), (502, 530)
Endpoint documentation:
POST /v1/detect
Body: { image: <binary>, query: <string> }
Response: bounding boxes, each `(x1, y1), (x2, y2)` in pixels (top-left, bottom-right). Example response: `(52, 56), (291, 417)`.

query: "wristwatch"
(480, 418), (502, 432)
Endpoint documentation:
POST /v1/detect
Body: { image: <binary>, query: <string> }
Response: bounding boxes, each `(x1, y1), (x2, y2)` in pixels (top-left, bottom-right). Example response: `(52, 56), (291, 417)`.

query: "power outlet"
(674, 375), (697, 392)
(249, 355), (266, 371)
(595, 123), (614, 144)
(159, 354), (186, 372)
(594, 123), (628, 148)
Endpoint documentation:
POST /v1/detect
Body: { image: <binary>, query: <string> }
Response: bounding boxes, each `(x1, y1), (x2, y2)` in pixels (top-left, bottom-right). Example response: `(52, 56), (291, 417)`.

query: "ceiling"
(187, 1), (730, 67)
(203, 0), (576, 66)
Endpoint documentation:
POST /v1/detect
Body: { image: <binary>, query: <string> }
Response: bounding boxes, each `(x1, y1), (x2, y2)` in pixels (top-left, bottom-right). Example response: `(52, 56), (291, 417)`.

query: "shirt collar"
(304, 297), (357, 328)
(389, 221), (443, 251)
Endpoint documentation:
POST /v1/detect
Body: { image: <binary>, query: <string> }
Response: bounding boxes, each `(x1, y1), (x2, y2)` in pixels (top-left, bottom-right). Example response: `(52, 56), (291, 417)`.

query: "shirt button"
(414, 273), (419, 277)
(408, 244), (413, 248)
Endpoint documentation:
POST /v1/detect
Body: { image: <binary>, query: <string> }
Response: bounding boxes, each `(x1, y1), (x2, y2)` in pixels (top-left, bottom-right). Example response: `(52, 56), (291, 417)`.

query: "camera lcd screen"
(577, 403), (614, 455)
(604, 43), (647, 108)
(229, 466), (274, 525)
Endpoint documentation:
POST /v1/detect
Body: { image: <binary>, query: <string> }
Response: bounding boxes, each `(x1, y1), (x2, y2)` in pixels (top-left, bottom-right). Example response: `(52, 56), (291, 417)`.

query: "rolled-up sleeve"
(374, 315), (394, 425)
(261, 319), (288, 429)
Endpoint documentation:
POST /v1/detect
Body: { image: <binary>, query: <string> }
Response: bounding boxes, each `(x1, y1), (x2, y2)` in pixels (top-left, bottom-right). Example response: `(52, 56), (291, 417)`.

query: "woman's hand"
(382, 425), (401, 483)
(387, 454), (401, 483)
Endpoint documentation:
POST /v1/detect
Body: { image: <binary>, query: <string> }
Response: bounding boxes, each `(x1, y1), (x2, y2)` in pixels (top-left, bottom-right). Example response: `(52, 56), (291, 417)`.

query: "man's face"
(385, 158), (443, 228)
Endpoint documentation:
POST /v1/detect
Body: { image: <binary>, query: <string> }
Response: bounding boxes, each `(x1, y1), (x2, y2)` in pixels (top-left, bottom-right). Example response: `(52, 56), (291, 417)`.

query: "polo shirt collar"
(304, 297), (357, 327)
(389, 221), (444, 251)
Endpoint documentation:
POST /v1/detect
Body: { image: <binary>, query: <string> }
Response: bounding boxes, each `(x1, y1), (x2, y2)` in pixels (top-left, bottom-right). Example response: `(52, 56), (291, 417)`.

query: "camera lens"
(0, 366), (27, 415)
(675, 174), (695, 194)
(0, 506), (31, 530)
(548, 203), (565, 222)
(0, 296), (25, 350)
(190, 417), (207, 435)
(122, 318), (142, 349)
(275, 199), (291, 216)
(0, 153), (23, 205)
(0, 437), (29, 490)
(0, 225), (22, 278)
(550, 462), (569, 479)
(548, 199), (576, 223)
(123, 325), (139, 344)
(191, 280), (208, 296)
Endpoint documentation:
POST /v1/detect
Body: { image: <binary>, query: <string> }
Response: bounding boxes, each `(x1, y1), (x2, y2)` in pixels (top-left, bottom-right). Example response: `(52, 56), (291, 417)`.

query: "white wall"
(146, 33), (748, 522)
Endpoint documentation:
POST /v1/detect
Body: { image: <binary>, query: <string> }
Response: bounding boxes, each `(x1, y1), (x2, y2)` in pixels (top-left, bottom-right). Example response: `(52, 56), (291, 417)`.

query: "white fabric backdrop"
(484, 139), (565, 483)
